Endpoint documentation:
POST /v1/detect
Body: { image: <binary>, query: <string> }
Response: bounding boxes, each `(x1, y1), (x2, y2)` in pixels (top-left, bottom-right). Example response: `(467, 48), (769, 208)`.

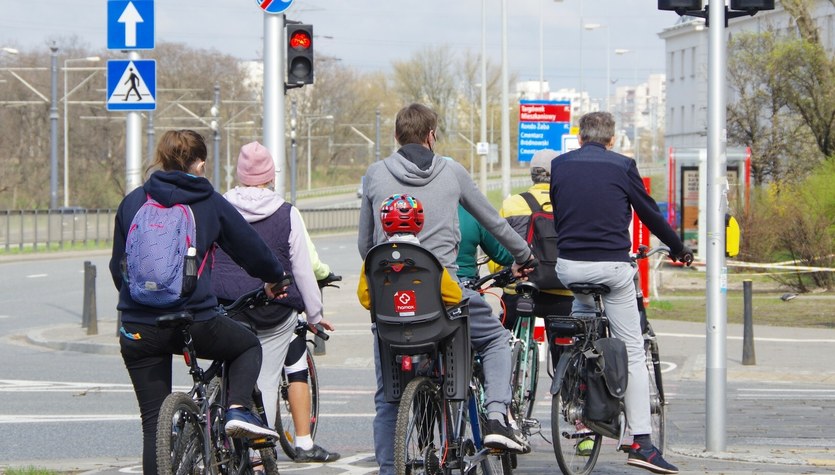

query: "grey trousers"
(556, 258), (652, 436)
(372, 286), (513, 475)
(256, 311), (298, 429)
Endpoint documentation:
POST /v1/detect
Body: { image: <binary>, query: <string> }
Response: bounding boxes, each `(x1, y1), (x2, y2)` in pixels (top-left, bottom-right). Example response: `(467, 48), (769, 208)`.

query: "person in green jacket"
(456, 205), (514, 282)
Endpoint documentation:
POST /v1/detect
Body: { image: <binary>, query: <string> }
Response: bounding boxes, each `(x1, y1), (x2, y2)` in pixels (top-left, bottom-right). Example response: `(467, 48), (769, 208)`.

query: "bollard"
(81, 261), (98, 336)
(742, 279), (756, 365)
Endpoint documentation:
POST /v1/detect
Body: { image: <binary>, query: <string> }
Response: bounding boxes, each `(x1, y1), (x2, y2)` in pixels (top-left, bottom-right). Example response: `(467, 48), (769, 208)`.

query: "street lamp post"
(539, 0), (564, 100)
(306, 115), (333, 191)
(63, 56), (100, 208)
(49, 43), (59, 209)
(583, 23), (611, 110)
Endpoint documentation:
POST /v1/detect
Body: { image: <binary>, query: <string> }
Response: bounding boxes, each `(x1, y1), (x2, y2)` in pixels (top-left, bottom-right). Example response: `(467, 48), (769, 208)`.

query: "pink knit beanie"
(237, 141), (275, 186)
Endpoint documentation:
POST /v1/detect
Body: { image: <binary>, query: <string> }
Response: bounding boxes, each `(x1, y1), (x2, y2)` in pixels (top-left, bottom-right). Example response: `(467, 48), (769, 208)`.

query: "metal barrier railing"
(0, 206), (361, 252)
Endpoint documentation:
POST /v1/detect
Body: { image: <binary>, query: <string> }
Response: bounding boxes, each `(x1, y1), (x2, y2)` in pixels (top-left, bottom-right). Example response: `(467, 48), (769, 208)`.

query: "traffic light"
(730, 0), (775, 10)
(287, 24), (314, 86)
(658, 0), (701, 10)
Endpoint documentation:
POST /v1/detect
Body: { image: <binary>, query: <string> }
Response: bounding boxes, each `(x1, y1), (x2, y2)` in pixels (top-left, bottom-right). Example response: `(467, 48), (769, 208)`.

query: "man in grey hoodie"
(358, 103), (537, 474)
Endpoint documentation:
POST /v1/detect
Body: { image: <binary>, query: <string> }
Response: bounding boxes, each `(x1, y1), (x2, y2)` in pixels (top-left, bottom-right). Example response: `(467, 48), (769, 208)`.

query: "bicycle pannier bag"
(519, 192), (565, 289)
(584, 337), (628, 422)
(124, 194), (206, 308)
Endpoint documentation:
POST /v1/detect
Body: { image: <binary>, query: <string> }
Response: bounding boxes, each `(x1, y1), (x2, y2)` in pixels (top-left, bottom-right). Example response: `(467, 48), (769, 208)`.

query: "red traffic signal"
(287, 24), (314, 86)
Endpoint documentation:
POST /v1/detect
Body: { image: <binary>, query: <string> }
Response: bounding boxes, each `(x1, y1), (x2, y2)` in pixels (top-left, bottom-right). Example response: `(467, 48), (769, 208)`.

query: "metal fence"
(0, 207), (361, 252)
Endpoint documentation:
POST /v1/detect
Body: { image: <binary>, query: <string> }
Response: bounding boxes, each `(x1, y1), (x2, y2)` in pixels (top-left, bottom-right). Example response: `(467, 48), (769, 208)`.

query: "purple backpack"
(125, 195), (200, 307)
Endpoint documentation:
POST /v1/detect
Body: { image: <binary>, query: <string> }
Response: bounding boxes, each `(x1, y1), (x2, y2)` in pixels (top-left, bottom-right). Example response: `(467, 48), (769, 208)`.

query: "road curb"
(25, 323), (120, 355)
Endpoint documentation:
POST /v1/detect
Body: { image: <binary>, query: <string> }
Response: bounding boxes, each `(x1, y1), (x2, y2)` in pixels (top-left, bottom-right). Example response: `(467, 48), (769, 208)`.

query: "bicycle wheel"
(276, 347), (319, 459)
(551, 352), (601, 475)
(156, 392), (212, 475)
(394, 377), (445, 475)
(467, 386), (512, 475)
(510, 338), (539, 435)
(645, 324), (666, 454)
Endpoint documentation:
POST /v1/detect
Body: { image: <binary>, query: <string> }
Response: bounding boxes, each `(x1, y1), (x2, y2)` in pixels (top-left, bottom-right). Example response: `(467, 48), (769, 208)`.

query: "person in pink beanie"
(212, 141), (340, 464)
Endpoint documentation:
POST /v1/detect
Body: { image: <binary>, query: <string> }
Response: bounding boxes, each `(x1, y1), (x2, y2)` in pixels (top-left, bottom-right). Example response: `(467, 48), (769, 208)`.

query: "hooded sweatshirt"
(212, 186), (323, 325)
(358, 144), (531, 275)
(109, 170), (285, 324)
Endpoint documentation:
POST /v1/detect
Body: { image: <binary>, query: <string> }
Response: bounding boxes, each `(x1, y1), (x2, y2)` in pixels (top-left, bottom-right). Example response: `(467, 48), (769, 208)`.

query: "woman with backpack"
(109, 129), (288, 474)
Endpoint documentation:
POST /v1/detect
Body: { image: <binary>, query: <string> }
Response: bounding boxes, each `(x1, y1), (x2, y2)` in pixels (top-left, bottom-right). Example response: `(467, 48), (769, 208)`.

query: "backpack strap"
(520, 192), (544, 213)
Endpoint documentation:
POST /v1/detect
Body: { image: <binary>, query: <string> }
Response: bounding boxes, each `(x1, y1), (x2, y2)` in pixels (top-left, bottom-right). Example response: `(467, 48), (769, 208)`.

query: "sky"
(0, 0), (681, 102)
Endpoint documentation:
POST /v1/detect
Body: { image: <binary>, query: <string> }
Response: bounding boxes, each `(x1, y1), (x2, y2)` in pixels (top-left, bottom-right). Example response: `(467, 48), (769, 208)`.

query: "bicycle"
(548, 246), (674, 475)
(154, 288), (280, 475)
(274, 272), (340, 460)
(365, 241), (513, 475)
(464, 266), (542, 470)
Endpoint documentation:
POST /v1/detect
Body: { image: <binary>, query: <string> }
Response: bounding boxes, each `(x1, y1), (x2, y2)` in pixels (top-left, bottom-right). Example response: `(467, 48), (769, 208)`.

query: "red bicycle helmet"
(380, 194), (424, 235)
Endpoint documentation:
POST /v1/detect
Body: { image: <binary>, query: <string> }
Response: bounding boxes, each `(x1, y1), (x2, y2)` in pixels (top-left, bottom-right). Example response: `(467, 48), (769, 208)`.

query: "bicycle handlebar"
(632, 245), (672, 261)
(317, 272), (342, 289)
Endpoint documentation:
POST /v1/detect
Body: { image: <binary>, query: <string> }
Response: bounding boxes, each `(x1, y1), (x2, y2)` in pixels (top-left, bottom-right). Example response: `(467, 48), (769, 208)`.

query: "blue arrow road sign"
(107, 59), (156, 111)
(108, 0), (155, 50)
(257, 0), (294, 14)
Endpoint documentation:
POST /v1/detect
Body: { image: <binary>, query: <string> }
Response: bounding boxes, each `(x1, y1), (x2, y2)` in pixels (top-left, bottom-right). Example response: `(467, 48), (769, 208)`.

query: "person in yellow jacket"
(358, 194), (462, 309)
(499, 149), (574, 331)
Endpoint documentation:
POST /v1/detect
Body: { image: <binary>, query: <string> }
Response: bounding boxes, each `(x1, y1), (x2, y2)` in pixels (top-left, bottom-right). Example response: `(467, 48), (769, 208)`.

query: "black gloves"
(672, 246), (694, 266)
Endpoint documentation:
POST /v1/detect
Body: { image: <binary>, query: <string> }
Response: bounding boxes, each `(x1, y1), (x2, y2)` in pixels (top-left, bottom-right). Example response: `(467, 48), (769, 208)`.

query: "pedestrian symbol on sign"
(106, 59), (156, 111)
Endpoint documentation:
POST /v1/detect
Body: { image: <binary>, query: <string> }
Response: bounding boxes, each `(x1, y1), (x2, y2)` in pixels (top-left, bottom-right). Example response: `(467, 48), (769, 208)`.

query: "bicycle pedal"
(249, 437), (276, 449)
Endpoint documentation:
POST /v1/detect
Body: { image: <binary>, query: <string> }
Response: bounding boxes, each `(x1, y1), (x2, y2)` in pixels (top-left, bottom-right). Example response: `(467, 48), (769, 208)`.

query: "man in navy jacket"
(550, 112), (692, 474)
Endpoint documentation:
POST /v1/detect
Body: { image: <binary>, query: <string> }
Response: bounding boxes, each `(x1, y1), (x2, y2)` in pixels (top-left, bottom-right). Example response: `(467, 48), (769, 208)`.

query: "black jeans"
(120, 315), (262, 474)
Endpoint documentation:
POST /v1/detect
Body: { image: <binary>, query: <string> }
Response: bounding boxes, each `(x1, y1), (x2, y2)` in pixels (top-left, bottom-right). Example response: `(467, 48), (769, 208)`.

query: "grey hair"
(579, 112), (615, 146)
(530, 168), (550, 184)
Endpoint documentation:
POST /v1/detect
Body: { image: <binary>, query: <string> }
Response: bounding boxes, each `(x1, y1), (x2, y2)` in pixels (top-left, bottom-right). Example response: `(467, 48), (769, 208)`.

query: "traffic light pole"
(263, 13), (286, 196)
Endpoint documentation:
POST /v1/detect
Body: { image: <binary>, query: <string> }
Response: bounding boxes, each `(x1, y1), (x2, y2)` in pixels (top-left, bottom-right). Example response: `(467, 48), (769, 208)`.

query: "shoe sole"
(225, 421), (278, 439)
(626, 458), (679, 474)
(484, 434), (526, 453)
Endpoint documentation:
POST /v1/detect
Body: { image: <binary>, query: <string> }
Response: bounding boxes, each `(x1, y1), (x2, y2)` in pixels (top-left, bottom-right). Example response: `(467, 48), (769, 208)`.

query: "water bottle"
(181, 247), (198, 296)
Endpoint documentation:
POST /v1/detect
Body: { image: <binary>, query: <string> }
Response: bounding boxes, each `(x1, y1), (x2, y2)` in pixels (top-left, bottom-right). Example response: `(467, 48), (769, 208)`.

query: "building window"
(680, 49), (685, 80)
(669, 51), (675, 82)
(691, 47), (697, 78)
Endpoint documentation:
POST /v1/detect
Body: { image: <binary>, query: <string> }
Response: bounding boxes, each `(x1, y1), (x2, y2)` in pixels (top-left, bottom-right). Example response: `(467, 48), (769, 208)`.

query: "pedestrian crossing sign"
(106, 59), (156, 111)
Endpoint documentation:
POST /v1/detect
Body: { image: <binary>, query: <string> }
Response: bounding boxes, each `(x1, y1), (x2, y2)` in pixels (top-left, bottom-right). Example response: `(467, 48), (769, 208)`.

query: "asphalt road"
(2, 232), (834, 474)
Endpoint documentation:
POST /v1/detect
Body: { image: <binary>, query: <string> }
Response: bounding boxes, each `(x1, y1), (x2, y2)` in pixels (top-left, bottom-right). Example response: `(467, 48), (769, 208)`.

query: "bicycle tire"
(276, 346), (319, 459)
(156, 391), (213, 475)
(394, 377), (445, 475)
(645, 323), (666, 454)
(551, 352), (602, 475)
(467, 386), (512, 475)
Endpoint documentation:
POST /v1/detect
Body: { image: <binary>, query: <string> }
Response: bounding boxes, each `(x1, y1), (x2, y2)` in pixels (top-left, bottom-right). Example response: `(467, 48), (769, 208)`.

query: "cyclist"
(211, 141), (336, 468)
(358, 103), (536, 475)
(550, 112), (693, 474)
(499, 148), (574, 332)
(110, 130), (285, 475)
(281, 226), (341, 463)
(455, 204), (514, 283)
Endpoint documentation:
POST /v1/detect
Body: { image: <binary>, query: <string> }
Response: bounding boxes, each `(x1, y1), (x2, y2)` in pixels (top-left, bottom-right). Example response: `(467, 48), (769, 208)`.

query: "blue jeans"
(555, 258), (652, 436)
(372, 286), (512, 475)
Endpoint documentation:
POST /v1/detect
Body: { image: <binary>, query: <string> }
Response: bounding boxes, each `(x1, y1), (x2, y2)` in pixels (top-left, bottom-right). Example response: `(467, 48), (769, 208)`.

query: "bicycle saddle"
(156, 311), (194, 329)
(568, 283), (611, 295)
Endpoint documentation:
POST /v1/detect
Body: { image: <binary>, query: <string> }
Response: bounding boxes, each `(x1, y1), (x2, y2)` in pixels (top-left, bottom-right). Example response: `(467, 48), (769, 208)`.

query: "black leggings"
(120, 315), (262, 475)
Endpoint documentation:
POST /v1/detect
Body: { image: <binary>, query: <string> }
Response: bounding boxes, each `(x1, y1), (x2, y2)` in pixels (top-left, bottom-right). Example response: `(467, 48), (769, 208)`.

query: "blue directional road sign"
(257, 0), (294, 14)
(107, 60), (156, 111)
(108, 0), (155, 50)
(517, 100), (571, 162)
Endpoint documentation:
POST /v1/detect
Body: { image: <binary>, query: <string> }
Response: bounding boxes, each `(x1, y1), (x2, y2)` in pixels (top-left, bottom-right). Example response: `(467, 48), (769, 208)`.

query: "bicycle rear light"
(554, 337), (575, 346)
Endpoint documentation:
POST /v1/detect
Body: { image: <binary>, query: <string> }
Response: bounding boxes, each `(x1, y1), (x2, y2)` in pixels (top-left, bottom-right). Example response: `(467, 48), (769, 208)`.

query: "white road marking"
(26, 273), (48, 278)
(657, 332), (835, 344)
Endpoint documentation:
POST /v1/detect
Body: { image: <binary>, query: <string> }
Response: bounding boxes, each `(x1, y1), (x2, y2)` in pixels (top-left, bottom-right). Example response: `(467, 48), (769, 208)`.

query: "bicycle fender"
(550, 352), (573, 394)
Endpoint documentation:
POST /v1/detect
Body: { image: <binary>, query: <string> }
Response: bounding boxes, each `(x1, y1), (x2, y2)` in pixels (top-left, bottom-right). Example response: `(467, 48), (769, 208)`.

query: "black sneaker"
(224, 407), (278, 439)
(483, 419), (528, 453)
(627, 443), (678, 474)
(295, 444), (341, 463)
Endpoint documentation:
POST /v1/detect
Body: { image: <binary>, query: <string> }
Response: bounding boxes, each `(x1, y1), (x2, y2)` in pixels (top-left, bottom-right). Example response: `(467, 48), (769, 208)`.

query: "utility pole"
(49, 43), (59, 209)
(212, 83), (221, 190)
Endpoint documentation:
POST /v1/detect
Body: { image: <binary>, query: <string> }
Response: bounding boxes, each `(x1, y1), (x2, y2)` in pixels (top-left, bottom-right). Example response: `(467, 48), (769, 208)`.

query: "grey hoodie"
(358, 147), (531, 274)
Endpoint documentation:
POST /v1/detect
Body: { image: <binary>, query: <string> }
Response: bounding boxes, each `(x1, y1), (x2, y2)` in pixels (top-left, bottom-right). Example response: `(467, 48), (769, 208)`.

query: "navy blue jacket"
(549, 142), (683, 262)
(109, 170), (285, 324)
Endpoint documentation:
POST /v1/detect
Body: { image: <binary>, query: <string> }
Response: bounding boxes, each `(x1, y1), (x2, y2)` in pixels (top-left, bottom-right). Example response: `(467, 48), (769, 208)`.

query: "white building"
(658, 0), (835, 151)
